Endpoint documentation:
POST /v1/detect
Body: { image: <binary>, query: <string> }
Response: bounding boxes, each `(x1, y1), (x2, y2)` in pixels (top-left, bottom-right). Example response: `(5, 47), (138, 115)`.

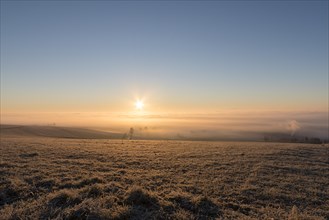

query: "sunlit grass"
(0, 137), (328, 219)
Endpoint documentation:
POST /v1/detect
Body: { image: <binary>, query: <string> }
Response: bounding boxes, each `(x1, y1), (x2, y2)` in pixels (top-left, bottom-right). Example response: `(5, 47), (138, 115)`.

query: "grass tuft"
(288, 205), (299, 220)
(125, 186), (159, 209)
(48, 189), (81, 208)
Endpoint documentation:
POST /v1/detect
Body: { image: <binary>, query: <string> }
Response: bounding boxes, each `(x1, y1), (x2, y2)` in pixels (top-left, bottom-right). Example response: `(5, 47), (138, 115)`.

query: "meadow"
(0, 136), (328, 219)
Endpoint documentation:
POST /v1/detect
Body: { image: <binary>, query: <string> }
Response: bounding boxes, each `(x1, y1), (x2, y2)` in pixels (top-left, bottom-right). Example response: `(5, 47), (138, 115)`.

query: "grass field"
(0, 136), (328, 219)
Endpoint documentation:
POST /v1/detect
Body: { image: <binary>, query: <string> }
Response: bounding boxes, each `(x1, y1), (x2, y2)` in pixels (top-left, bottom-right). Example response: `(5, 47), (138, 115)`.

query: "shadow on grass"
(19, 152), (39, 158)
(169, 193), (222, 219)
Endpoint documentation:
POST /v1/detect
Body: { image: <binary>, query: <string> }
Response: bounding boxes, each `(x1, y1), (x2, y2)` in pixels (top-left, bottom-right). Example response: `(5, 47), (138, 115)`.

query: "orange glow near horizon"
(1, 109), (328, 139)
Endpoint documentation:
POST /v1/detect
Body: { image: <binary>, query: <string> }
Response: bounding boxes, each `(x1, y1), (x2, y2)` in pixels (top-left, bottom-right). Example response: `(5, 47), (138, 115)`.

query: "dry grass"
(0, 136), (328, 219)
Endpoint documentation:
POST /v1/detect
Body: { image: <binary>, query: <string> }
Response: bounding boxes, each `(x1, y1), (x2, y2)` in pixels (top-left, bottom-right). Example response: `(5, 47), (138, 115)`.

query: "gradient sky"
(1, 1), (328, 132)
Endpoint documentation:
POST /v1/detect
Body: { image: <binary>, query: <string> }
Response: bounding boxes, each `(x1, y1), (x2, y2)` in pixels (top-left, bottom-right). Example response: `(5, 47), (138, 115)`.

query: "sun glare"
(135, 100), (144, 110)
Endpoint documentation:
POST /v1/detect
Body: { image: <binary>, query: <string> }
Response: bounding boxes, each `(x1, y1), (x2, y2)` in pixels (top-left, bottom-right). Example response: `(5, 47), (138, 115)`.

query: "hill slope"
(0, 125), (122, 139)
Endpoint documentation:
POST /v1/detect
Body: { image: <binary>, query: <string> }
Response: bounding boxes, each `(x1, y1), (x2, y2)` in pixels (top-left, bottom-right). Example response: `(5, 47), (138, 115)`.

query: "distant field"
(0, 136), (328, 219)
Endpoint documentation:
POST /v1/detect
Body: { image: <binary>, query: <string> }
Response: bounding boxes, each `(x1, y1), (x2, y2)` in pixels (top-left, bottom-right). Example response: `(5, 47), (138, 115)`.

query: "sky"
(1, 1), (328, 138)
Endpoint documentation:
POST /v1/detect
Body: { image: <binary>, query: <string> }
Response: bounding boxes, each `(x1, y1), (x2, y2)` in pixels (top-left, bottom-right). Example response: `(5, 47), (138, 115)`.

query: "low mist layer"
(1, 110), (328, 141)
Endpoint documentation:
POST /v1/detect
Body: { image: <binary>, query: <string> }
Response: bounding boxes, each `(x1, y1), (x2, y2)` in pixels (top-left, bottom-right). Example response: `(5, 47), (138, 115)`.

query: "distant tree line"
(263, 135), (326, 144)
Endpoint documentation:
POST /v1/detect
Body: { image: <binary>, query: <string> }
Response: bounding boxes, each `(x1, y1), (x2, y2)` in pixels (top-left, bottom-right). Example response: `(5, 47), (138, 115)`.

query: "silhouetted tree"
(264, 136), (269, 142)
(304, 136), (309, 143)
(129, 127), (134, 140)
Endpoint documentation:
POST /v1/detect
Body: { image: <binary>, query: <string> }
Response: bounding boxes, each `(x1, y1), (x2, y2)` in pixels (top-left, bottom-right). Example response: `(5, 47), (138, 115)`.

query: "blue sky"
(1, 1), (328, 117)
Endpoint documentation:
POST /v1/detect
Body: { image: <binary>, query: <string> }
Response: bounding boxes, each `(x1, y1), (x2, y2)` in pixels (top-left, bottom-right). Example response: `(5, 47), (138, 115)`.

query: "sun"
(135, 100), (144, 110)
